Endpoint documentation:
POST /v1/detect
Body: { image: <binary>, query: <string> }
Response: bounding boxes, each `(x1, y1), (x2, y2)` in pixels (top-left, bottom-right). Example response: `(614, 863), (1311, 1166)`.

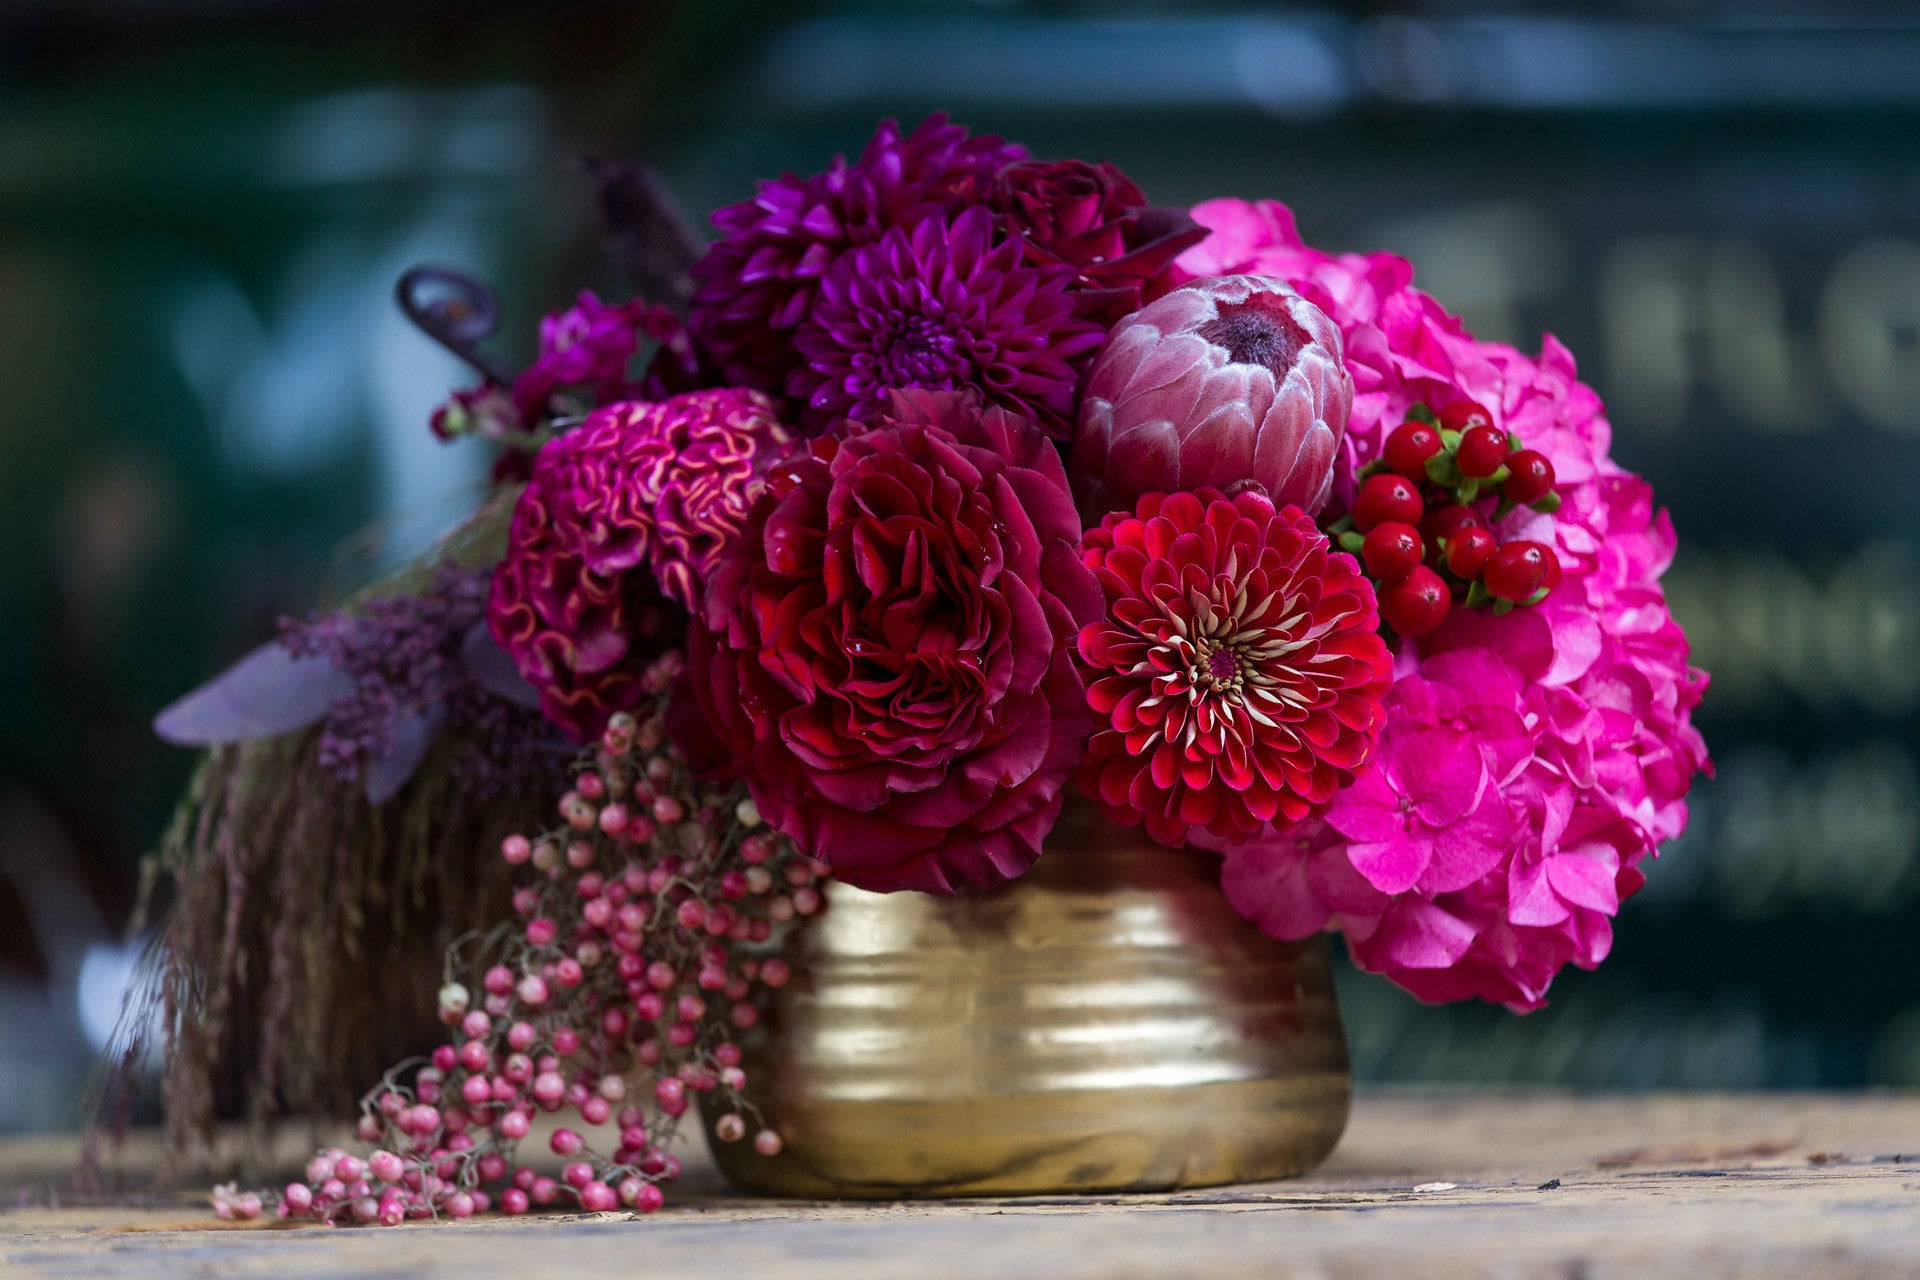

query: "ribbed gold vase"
(700, 797), (1351, 1197)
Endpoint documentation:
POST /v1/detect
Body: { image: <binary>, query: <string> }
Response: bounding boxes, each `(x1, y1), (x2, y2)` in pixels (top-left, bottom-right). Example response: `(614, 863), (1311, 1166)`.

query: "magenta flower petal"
(689, 114), (1027, 393)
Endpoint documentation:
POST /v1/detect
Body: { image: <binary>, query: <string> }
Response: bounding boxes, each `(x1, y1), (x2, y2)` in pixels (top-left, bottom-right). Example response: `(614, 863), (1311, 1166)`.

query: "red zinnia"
(1076, 488), (1392, 847)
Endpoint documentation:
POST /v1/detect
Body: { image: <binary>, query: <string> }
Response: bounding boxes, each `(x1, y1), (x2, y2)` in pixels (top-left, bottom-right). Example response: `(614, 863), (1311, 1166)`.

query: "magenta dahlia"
(688, 114), (1026, 394)
(1069, 275), (1352, 524)
(1076, 488), (1392, 848)
(787, 206), (1104, 438)
(692, 388), (1103, 894)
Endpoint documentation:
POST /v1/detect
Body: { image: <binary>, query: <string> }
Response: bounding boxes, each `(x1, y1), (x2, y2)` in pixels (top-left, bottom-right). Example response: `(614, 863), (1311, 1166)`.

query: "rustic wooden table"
(5, 1091), (1919, 1278)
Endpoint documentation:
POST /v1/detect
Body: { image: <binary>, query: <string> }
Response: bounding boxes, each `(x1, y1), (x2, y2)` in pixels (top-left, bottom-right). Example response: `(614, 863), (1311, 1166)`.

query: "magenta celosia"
(788, 206), (1105, 438)
(617, 390), (793, 615)
(1191, 198), (1709, 1012)
(487, 391), (789, 741)
(688, 114), (1027, 395)
(1069, 274), (1352, 523)
(487, 416), (675, 736)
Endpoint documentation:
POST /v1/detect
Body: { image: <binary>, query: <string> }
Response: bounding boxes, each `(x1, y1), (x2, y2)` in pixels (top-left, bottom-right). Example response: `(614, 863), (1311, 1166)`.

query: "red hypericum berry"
(1421, 503), (1483, 544)
(1502, 449), (1555, 503)
(1484, 540), (1553, 602)
(1352, 473), (1424, 532)
(1444, 526), (1497, 579)
(1361, 522), (1424, 584)
(1382, 421), (1442, 479)
(1456, 424), (1509, 479)
(1380, 565), (1451, 637)
(1438, 400), (1493, 434)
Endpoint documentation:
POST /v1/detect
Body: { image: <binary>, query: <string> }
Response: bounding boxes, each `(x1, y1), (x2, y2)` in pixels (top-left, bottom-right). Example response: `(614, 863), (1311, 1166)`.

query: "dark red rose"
(992, 159), (1209, 325)
(693, 388), (1103, 894)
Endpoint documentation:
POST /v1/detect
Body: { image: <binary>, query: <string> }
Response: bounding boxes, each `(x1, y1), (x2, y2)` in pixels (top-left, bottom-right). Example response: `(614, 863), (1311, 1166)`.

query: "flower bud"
(1069, 274), (1350, 523)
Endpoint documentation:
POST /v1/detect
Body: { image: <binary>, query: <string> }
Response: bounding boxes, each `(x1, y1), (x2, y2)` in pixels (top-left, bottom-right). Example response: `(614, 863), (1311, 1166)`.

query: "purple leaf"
(364, 702), (448, 805)
(461, 622), (541, 710)
(154, 642), (354, 746)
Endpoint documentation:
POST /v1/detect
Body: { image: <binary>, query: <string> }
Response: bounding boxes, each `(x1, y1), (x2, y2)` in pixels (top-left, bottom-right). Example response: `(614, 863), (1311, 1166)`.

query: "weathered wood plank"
(7, 1091), (1920, 1279)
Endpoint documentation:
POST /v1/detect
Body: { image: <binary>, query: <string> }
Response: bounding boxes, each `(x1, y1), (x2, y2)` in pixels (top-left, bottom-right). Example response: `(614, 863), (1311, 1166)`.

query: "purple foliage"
(280, 562), (568, 797)
(153, 642), (353, 745)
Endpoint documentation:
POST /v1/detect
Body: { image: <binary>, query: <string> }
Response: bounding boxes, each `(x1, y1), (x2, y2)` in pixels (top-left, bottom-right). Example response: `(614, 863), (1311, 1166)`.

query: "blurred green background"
(4, 0), (1920, 1129)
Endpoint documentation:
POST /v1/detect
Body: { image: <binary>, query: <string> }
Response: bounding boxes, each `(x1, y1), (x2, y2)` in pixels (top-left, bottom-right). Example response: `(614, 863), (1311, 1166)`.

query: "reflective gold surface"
(702, 798), (1351, 1197)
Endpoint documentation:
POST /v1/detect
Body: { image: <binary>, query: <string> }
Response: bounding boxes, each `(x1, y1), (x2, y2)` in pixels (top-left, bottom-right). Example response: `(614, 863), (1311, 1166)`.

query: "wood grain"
(7, 1090), (1920, 1278)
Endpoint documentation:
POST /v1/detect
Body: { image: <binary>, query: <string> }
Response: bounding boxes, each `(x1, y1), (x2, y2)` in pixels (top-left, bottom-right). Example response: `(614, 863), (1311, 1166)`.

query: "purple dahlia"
(688, 114), (1026, 394)
(788, 205), (1105, 438)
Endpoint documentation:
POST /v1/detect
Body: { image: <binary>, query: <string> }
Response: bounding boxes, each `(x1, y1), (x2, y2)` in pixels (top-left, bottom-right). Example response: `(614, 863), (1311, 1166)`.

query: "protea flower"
(1068, 274), (1352, 524)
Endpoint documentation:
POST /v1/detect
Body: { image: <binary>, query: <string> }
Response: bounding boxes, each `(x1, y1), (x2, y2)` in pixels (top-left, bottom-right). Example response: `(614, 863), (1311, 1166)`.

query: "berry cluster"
(221, 649), (818, 1226)
(1331, 401), (1561, 639)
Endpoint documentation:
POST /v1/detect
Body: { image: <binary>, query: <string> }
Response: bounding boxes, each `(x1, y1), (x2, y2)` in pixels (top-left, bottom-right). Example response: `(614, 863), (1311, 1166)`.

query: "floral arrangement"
(141, 116), (1706, 1225)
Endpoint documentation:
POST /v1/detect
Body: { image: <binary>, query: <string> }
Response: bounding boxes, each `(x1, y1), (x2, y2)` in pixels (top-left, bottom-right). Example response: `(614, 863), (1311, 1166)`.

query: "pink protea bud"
(1068, 274), (1352, 523)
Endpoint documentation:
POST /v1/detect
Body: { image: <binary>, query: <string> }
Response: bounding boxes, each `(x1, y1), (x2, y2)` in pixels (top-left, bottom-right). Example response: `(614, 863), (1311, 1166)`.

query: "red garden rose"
(992, 159), (1207, 325)
(1076, 487), (1392, 847)
(693, 388), (1103, 894)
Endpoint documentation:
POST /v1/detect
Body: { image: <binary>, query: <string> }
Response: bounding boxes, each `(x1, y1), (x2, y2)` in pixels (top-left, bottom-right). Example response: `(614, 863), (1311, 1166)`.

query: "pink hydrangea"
(1193, 198), (1710, 1011)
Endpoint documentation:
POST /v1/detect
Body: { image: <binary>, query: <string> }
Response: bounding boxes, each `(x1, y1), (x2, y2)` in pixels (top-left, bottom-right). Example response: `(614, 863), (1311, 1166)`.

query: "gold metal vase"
(701, 796), (1351, 1197)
